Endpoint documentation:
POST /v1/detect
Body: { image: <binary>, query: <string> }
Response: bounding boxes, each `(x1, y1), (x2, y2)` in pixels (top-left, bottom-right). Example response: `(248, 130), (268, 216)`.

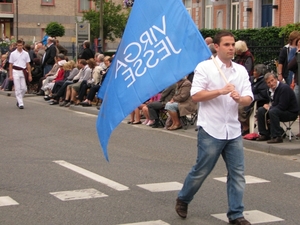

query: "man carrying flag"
(175, 31), (253, 225)
(96, 0), (211, 161)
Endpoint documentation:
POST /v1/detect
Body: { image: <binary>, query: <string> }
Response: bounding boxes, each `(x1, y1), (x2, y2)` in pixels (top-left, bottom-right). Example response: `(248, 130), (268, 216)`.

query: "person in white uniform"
(9, 40), (32, 109)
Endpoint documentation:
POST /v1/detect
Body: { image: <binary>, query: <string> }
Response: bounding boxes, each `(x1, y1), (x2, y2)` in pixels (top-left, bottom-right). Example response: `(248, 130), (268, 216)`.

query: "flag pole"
(211, 55), (229, 84)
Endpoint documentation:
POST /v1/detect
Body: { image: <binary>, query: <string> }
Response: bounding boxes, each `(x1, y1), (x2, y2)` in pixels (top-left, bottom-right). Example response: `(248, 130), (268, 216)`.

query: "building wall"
(17, 0), (87, 45)
(273, 0), (295, 27)
(189, 0), (299, 30)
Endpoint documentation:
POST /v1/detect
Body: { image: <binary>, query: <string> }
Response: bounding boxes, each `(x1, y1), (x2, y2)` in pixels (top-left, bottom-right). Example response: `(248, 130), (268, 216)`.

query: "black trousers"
(147, 101), (164, 120)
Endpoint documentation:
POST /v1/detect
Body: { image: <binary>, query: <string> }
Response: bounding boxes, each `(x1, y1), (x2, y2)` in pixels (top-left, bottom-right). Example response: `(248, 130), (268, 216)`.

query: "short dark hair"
(79, 59), (87, 66)
(83, 40), (90, 48)
(213, 31), (235, 45)
(16, 40), (23, 44)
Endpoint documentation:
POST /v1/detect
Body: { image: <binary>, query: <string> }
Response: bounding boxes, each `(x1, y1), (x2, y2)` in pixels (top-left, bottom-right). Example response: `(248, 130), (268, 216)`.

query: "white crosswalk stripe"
(50, 188), (108, 201)
(0, 196), (19, 207)
(117, 220), (170, 225)
(53, 160), (129, 191)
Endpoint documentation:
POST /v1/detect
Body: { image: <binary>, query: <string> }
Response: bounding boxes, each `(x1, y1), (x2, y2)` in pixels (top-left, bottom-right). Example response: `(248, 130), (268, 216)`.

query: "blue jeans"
(43, 64), (53, 76)
(178, 127), (245, 220)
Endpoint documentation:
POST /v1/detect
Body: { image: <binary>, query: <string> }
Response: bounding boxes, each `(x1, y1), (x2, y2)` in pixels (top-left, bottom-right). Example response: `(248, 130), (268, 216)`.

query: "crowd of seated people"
(2, 36), (299, 139)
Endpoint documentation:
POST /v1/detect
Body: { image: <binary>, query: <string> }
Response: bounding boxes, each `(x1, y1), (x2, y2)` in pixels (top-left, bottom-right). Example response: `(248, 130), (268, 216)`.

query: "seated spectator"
(234, 40), (254, 77)
(36, 53), (65, 95)
(256, 72), (298, 143)
(141, 94), (162, 125)
(80, 56), (112, 107)
(60, 59), (92, 107)
(42, 60), (67, 99)
(144, 84), (176, 128)
(75, 58), (98, 104)
(164, 78), (197, 130)
(239, 64), (269, 135)
(48, 61), (78, 105)
(0, 53), (8, 86)
(128, 107), (143, 124)
(129, 98), (155, 125)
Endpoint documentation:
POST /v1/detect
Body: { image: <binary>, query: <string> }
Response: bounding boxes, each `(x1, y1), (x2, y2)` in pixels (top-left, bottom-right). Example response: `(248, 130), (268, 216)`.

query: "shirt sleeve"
(190, 62), (208, 96)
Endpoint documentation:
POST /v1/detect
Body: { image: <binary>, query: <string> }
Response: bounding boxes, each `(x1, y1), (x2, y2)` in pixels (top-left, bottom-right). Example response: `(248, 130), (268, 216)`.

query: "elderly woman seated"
(164, 78), (197, 130)
(239, 64), (269, 135)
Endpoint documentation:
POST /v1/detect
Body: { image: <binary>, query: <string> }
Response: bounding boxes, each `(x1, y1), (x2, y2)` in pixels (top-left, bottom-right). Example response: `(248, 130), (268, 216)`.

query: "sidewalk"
(2, 90), (300, 155)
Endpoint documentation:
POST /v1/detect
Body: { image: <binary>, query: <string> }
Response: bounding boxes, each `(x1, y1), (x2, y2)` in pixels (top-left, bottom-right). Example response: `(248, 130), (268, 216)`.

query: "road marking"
(0, 196), (19, 207)
(118, 220), (170, 225)
(212, 210), (284, 224)
(284, 172), (300, 178)
(50, 188), (108, 201)
(73, 111), (97, 117)
(54, 160), (129, 191)
(137, 182), (182, 192)
(214, 175), (270, 184)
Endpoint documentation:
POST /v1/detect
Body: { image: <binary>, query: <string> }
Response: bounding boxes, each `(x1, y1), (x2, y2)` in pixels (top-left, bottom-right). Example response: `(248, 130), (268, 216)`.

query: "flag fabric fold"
(96, 0), (212, 161)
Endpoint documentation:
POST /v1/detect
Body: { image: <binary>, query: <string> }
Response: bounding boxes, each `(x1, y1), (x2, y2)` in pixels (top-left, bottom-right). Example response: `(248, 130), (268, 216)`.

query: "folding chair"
(281, 120), (297, 141)
(158, 109), (168, 127)
(180, 111), (198, 130)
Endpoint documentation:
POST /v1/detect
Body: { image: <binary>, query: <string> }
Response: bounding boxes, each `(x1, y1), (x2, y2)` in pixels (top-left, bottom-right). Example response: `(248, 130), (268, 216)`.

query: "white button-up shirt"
(191, 56), (253, 140)
(9, 49), (30, 69)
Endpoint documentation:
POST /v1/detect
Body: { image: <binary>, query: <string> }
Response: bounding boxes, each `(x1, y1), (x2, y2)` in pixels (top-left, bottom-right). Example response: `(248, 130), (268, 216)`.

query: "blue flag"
(96, 0), (212, 161)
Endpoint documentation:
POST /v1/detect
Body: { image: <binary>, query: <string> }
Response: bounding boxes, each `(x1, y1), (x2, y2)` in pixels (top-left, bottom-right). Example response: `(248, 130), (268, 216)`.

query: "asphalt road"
(1, 95), (300, 225)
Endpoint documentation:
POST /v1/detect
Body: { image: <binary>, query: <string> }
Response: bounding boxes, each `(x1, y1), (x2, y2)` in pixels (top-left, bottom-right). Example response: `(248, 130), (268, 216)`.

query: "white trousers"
(13, 69), (27, 106)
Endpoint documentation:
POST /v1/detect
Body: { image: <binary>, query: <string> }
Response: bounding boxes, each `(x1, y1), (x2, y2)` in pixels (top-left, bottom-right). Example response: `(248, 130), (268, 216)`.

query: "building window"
(205, 0), (213, 29)
(231, 0), (239, 30)
(79, 0), (91, 12)
(41, 0), (55, 6)
(183, 0), (192, 16)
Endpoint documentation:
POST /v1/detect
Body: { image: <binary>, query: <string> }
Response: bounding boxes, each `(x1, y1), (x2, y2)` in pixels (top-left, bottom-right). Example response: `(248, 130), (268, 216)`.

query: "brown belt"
(13, 65), (25, 70)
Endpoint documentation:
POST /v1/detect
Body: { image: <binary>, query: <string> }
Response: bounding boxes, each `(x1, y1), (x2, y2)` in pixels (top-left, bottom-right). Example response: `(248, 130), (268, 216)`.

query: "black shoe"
(36, 90), (44, 96)
(267, 136), (283, 144)
(49, 101), (58, 105)
(59, 101), (68, 107)
(175, 198), (188, 219)
(256, 135), (270, 141)
(19, 105), (24, 109)
(152, 123), (163, 128)
(44, 96), (51, 101)
(229, 217), (251, 225)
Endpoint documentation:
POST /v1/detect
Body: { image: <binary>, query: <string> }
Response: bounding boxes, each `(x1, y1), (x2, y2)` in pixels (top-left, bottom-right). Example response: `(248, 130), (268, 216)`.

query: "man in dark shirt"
(42, 37), (57, 76)
(256, 73), (299, 143)
(78, 40), (94, 60)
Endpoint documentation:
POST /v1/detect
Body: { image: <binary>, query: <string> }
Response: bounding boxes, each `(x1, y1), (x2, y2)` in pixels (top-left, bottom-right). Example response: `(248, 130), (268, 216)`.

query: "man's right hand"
(219, 83), (235, 95)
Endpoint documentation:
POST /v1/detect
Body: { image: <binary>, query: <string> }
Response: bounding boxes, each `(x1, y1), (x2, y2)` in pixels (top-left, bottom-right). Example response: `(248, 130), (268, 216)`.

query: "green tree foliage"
(279, 22), (300, 42)
(83, 0), (130, 42)
(45, 22), (65, 37)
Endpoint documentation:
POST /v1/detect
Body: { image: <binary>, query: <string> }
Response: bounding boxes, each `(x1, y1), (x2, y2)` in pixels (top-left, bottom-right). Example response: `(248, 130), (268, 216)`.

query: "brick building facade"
(185, 0), (299, 30)
(0, 0), (299, 51)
